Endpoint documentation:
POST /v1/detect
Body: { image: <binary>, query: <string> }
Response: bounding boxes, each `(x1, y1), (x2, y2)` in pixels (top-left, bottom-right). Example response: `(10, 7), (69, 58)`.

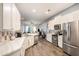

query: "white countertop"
(27, 33), (38, 36)
(47, 31), (57, 35)
(0, 37), (25, 56)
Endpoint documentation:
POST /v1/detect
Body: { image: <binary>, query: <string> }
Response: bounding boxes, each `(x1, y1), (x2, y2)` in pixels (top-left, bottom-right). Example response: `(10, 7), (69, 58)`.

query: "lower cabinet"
(20, 36), (34, 56)
(58, 35), (63, 48)
(46, 33), (52, 43)
(28, 36), (34, 48)
(7, 36), (35, 56)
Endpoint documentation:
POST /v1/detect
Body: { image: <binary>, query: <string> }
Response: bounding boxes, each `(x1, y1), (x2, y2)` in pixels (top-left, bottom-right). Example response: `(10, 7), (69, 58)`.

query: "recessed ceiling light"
(32, 9), (36, 13)
(48, 9), (51, 12)
(45, 9), (51, 14)
(45, 12), (49, 14)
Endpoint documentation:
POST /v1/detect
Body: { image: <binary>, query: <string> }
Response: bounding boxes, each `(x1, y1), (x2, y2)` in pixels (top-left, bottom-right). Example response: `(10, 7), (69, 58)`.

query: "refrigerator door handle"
(64, 43), (78, 49)
(68, 24), (71, 41)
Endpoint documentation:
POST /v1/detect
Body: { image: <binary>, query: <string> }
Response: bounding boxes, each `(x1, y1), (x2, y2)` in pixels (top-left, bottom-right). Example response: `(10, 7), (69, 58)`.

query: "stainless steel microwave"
(54, 24), (61, 30)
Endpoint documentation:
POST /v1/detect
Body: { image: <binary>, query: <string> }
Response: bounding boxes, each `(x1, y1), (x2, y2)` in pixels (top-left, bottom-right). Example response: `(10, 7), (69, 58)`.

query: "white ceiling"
(16, 3), (74, 25)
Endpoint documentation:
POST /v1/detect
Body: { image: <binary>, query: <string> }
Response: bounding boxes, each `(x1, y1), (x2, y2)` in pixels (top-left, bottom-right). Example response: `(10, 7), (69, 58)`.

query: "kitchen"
(0, 3), (79, 56)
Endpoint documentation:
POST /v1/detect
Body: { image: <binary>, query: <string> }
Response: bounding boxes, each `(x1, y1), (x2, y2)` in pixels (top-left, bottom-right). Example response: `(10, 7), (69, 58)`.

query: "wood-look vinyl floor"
(25, 39), (64, 56)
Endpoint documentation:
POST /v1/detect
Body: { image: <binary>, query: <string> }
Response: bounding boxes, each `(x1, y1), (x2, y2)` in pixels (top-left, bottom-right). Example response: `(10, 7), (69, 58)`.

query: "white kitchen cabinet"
(3, 4), (12, 30)
(3, 3), (21, 31)
(58, 35), (63, 48)
(12, 4), (21, 31)
(28, 36), (34, 47)
(46, 33), (52, 43)
(24, 36), (34, 49)
(28, 38), (31, 47)
(0, 3), (3, 31)
(30, 36), (34, 46)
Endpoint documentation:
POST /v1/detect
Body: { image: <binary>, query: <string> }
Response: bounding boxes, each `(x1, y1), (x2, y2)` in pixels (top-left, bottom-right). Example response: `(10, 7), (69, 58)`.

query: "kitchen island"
(0, 37), (25, 56)
(0, 33), (38, 56)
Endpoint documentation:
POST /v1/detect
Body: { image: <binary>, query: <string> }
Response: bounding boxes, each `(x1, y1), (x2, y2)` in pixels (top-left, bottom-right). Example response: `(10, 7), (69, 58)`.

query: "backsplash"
(0, 31), (16, 42)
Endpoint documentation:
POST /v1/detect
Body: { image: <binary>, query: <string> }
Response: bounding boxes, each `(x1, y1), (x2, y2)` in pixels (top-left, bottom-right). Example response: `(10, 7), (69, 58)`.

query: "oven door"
(52, 35), (58, 46)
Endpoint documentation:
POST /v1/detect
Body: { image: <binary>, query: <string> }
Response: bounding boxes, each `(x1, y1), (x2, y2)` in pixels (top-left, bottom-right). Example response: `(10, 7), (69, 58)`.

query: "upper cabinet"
(48, 5), (79, 30)
(12, 4), (21, 31)
(3, 3), (21, 31)
(0, 3), (3, 31)
(3, 4), (12, 30)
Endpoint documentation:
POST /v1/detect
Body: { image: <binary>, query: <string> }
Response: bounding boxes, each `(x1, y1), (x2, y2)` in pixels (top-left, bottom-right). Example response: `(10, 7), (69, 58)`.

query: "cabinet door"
(3, 4), (21, 31)
(46, 34), (52, 43)
(0, 3), (3, 30)
(58, 35), (63, 48)
(12, 4), (21, 31)
(3, 4), (12, 30)
(31, 36), (34, 45)
(27, 38), (30, 48)
(28, 39), (31, 47)
(25, 39), (29, 49)
(29, 36), (34, 47)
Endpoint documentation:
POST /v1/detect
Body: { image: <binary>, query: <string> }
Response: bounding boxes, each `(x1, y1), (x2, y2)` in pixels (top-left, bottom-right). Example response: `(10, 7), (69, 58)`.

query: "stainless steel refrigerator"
(63, 21), (79, 56)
